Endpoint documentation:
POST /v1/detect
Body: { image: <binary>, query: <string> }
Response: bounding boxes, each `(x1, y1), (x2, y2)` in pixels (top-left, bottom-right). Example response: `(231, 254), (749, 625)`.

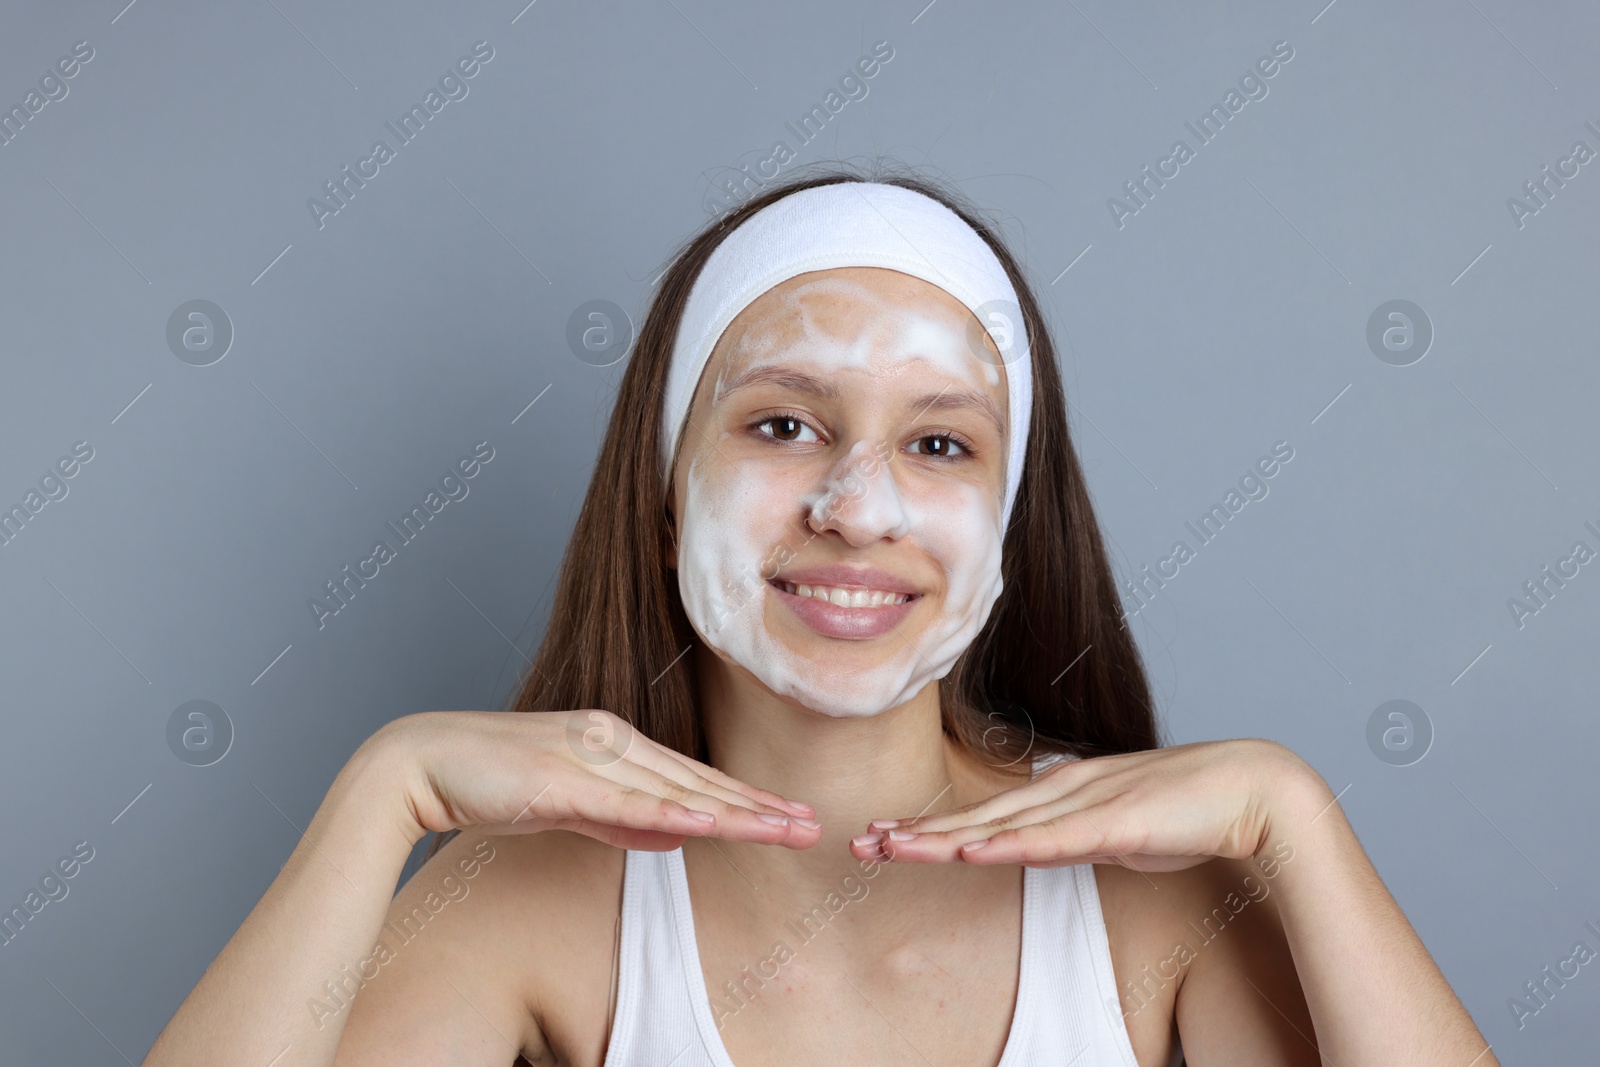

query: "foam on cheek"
(678, 441), (1006, 719)
(676, 452), (774, 659)
(676, 277), (1009, 718)
(894, 479), (1006, 702)
(678, 450), (847, 712)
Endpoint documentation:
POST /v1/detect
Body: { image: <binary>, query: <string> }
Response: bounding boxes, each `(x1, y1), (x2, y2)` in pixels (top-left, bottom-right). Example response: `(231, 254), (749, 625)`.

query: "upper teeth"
(776, 581), (910, 608)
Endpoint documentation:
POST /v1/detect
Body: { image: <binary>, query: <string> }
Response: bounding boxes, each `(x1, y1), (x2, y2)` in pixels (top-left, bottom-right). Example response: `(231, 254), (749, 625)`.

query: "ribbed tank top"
(601, 754), (1170, 1066)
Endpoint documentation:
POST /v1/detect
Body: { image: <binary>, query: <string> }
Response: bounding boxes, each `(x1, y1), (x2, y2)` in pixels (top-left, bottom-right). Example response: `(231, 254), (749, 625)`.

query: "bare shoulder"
(1095, 846), (1315, 1066)
(335, 828), (625, 1067)
(1093, 862), (1191, 1066)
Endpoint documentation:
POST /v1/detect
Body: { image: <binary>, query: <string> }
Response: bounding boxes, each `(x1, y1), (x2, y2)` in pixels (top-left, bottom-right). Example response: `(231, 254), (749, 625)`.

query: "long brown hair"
(425, 162), (1162, 862)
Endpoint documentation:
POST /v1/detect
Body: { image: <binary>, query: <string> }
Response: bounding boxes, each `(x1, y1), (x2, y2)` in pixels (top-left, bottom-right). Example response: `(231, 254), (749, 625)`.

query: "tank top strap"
(1004, 859), (1142, 1063)
(1017, 749), (1147, 1065)
(1030, 749), (1076, 776)
(603, 848), (719, 1066)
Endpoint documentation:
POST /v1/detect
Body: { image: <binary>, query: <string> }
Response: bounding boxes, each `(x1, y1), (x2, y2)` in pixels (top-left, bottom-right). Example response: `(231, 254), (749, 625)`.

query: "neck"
(686, 647), (1026, 938)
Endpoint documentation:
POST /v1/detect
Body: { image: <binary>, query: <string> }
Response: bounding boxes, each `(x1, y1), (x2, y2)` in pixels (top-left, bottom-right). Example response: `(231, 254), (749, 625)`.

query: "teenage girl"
(144, 169), (1494, 1066)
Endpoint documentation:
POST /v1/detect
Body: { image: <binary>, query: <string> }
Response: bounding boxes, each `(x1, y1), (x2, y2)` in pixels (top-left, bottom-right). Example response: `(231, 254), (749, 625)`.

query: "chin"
(776, 680), (921, 720)
(682, 572), (995, 723)
(741, 632), (940, 719)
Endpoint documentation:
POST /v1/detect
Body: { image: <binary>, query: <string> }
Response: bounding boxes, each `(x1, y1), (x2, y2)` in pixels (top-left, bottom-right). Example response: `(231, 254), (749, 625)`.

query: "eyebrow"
(716, 365), (842, 403)
(718, 365), (1006, 439)
(910, 388), (1007, 440)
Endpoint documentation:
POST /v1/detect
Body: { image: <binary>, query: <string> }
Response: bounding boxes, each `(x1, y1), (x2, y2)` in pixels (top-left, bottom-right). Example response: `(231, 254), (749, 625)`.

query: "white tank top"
(601, 753), (1172, 1066)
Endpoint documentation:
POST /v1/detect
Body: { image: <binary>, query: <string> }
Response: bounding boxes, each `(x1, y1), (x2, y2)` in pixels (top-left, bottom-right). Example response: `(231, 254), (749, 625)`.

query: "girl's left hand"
(850, 738), (1325, 870)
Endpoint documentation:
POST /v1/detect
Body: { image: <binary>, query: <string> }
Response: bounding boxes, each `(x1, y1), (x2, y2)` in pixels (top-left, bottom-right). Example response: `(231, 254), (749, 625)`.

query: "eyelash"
(750, 410), (978, 460)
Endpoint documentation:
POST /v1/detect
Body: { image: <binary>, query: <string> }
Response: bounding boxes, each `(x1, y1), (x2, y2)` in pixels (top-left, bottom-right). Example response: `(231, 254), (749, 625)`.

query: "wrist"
(1251, 740), (1335, 860)
(336, 722), (434, 850)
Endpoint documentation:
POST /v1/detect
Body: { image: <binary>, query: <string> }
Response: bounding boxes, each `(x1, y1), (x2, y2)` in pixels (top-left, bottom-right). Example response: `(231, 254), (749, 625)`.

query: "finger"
(846, 831), (1086, 869)
(954, 809), (1123, 866)
(494, 817), (692, 853)
(630, 742), (813, 821)
(517, 784), (720, 839)
(848, 832), (890, 865)
(569, 822), (689, 853)
(659, 749), (816, 817)
(617, 751), (819, 844)
(601, 770), (822, 849)
(863, 797), (1117, 864)
(867, 777), (1059, 835)
(578, 713), (814, 818)
(865, 760), (1117, 834)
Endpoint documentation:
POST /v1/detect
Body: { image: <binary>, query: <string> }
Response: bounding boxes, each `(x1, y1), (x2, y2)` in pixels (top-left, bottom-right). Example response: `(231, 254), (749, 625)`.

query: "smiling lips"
(773, 580), (911, 608)
(768, 568), (920, 640)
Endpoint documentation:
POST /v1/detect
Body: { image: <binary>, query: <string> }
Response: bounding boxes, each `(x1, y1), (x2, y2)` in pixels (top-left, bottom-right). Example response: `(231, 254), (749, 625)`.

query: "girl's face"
(668, 266), (1013, 718)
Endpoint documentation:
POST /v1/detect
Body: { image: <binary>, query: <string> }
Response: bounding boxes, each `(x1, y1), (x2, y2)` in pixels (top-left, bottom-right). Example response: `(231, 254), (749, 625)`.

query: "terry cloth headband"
(659, 180), (1034, 524)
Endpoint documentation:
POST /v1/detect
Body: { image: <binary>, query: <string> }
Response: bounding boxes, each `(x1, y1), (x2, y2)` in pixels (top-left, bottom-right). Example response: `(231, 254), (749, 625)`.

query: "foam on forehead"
(712, 273), (1003, 397)
(660, 181), (1033, 524)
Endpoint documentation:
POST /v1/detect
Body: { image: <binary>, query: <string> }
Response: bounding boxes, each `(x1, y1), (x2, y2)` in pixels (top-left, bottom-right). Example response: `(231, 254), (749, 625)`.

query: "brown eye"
(756, 415), (819, 443)
(908, 434), (966, 458)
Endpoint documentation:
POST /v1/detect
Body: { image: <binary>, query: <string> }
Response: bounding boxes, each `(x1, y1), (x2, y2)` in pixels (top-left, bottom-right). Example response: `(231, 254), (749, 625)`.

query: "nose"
(803, 440), (911, 546)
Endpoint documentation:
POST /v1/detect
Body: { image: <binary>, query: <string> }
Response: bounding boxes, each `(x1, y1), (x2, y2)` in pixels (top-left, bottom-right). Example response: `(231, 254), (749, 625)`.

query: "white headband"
(659, 181), (1033, 524)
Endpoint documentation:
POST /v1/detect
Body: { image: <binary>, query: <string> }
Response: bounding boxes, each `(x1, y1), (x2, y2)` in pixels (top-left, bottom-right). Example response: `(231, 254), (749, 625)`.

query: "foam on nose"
(805, 439), (911, 541)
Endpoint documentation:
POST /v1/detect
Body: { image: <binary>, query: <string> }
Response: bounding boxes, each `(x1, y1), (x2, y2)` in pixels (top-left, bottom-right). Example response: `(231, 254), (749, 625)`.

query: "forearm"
(143, 735), (425, 1067)
(1263, 767), (1495, 1066)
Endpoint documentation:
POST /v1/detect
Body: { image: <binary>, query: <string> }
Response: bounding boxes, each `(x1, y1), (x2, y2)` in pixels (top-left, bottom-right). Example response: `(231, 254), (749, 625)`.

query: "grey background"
(1, 0), (1595, 1062)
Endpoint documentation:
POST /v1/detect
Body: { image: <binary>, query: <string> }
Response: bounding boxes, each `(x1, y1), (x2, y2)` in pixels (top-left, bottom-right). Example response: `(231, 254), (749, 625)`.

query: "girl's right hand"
(367, 709), (822, 852)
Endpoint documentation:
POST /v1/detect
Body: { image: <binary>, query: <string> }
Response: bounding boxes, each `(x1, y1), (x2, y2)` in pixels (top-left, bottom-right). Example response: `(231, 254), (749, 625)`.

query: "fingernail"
(687, 810), (715, 824)
(852, 832), (883, 848)
(786, 800), (816, 814)
(888, 829), (917, 841)
(868, 819), (900, 830)
(961, 839), (989, 852)
(793, 816), (821, 829)
(757, 812), (789, 826)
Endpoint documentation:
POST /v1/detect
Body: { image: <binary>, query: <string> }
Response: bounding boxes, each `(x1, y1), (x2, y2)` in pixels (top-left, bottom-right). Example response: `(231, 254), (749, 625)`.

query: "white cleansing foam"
(674, 276), (1009, 718)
